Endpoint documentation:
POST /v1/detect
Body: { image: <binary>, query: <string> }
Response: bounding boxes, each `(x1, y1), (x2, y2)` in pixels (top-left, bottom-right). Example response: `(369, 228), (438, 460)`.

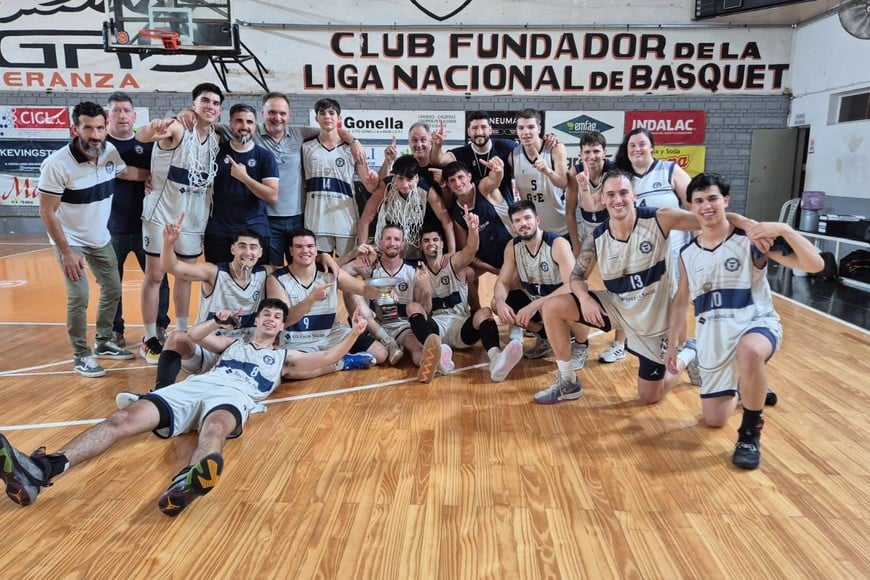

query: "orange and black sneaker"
(158, 453), (223, 516)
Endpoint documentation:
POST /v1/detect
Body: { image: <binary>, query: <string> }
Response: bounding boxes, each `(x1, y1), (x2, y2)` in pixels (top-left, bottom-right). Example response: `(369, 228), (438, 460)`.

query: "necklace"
(472, 148), (491, 181)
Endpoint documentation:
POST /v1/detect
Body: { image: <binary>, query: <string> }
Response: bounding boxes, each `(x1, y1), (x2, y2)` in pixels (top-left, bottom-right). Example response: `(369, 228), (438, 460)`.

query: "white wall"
(790, 15), (870, 201)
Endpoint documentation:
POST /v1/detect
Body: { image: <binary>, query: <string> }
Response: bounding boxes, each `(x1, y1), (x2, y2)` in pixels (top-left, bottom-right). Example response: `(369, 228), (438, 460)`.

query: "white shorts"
(143, 220), (203, 258)
(382, 318), (412, 343)
(144, 376), (259, 439)
(592, 290), (667, 363)
(315, 235), (356, 258)
(433, 312), (473, 349)
(700, 322), (783, 398)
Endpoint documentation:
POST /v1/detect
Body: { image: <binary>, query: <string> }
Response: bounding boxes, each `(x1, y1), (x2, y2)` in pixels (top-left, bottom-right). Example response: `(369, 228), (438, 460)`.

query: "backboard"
(103, 0), (237, 55)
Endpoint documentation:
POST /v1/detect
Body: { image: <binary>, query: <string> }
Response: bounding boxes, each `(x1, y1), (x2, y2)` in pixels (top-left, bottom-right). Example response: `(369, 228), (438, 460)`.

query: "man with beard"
(204, 103), (279, 263)
(37, 101), (138, 377)
(342, 225), (449, 383)
(429, 111), (516, 201)
(492, 200), (591, 369)
(420, 212), (524, 383)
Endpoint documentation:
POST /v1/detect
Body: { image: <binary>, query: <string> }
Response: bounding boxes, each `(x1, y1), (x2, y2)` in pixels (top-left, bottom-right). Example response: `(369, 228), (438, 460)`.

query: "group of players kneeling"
(0, 167), (823, 517)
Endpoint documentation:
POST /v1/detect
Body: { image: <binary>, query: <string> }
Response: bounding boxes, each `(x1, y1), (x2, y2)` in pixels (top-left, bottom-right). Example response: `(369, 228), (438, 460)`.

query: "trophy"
(368, 277), (402, 322)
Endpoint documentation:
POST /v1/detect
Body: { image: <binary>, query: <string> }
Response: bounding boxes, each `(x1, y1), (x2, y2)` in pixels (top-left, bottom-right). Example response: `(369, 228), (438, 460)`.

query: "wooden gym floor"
(0, 233), (868, 578)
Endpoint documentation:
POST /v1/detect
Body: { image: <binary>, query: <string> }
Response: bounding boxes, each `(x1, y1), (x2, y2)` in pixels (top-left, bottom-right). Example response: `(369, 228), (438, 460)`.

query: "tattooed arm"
(568, 234), (608, 327)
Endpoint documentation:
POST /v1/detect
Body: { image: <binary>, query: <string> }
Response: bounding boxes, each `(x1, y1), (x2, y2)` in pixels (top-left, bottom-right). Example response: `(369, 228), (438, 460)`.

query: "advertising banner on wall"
(0, 3), (792, 96)
(0, 174), (39, 206)
(625, 111), (706, 144)
(545, 111), (624, 162)
(0, 107), (71, 139)
(0, 140), (68, 174)
(653, 145), (706, 176)
(307, 109), (466, 169)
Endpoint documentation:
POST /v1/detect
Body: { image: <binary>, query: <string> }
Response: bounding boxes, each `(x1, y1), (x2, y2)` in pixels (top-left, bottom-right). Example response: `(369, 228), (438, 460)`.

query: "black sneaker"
(0, 434), (49, 506)
(765, 388), (778, 407)
(94, 340), (135, 360)
(158, 453), (223, 516)
(732, 436), (761, 470)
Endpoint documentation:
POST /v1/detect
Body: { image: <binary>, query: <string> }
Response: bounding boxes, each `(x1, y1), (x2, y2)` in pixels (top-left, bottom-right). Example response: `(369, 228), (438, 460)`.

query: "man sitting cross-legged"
(0, 300), (367, 516)
(342, 224), (449, 383)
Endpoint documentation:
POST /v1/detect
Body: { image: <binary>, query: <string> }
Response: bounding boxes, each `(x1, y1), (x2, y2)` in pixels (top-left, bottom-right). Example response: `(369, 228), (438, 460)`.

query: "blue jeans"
(268, 214), (304, 266)
(111, 232), (170, 334)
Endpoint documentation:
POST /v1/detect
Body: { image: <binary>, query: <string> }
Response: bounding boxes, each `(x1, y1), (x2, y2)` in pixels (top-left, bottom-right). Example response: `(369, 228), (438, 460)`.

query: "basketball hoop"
(138, 29), (181, 50)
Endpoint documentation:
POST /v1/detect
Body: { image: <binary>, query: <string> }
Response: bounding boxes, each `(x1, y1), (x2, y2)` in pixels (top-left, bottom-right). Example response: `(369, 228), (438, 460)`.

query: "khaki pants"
(54, 243), (121, 357)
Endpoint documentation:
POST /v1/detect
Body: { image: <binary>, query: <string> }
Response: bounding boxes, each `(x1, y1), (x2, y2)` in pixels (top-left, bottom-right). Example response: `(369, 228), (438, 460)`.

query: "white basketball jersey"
(511, 146), (568, 235)
(679, 228), (781, 371)
(632, 159), (681, 209)
(143, 129), (218, 234)
(209, 339), (286, 401)
(198, 263), (268, 332)
(302, 139), (358, 237)
(428, 260), (470, 318)
(370, 258), (417, 319)
(594, 207), (670, 336)
(273, 266), (338, 342)
(514, 231), (564, 298)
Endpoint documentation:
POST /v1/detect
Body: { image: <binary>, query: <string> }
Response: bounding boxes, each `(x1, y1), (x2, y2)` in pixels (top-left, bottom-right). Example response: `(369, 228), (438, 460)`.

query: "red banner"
(624, 110), (706, 144)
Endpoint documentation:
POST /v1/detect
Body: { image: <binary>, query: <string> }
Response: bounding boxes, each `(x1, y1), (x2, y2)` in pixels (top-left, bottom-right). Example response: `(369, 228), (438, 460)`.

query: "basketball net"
(378, 181), (426, 254)
(183, 126), (219, 193)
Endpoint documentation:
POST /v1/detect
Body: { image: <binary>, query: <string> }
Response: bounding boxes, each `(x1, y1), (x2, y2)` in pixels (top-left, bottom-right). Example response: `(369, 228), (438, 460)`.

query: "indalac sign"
(625, 111), (706, 144)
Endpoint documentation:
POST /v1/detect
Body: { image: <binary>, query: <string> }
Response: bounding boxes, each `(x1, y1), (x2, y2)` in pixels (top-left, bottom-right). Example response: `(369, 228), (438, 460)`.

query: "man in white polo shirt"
(38, 101), (138, 377)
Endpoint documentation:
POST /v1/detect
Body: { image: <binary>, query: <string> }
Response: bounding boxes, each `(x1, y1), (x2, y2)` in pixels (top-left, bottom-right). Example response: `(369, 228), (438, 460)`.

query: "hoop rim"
(138, 28), (180, 40)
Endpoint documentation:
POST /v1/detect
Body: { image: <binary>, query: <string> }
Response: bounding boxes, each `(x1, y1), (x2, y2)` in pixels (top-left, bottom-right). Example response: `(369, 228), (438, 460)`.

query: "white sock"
(556, 360), (575, 382)
(144, 323), (157, 340)
(509, 325), (523, 342)
(677, 346), (696, 367)
(175, 317), (189, 332)
(374, 327), (390, 342)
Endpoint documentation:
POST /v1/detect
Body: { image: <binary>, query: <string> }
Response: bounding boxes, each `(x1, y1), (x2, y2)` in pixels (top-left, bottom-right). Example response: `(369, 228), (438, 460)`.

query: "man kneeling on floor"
(0, 299), (367, 516)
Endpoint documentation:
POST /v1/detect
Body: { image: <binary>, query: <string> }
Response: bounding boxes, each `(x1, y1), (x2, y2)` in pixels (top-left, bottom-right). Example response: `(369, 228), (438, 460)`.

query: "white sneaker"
(438, 344), (455, 374)
(383, 338), (404, 366)
(598, 341), (626, 363)
(571, 342), (589, 370)
(115, 391), (141, 409)
(489, 339), (523, 382)
(524, 337), (552, 359)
